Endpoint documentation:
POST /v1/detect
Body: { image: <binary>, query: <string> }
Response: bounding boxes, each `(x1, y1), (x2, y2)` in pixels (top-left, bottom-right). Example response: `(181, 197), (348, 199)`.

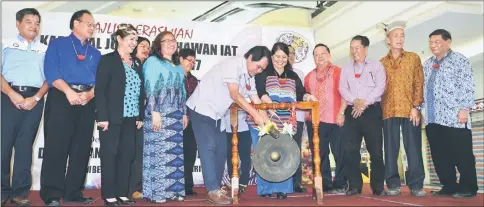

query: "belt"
(8, 83), (40, 93)
(69, 84), (92, 92)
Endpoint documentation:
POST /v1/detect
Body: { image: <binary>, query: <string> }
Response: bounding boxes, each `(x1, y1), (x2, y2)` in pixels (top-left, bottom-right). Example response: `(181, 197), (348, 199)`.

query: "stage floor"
(5, 185), (483, 206)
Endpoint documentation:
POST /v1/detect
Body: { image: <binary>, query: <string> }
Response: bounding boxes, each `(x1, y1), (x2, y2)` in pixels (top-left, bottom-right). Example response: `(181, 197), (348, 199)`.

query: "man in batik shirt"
(423, 29), (478, 198)
(379, 20), (426, 197)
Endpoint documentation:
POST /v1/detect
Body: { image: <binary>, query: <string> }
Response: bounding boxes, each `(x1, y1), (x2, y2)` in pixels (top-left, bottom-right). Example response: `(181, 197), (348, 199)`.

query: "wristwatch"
(34, 96), (41, 102)
(413, 105), (422, 111)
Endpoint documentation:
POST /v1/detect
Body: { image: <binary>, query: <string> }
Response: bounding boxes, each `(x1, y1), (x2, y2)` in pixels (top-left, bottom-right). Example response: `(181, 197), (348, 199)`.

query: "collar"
(433, 49), (453, 61)
(386, 49), (405, 60)
(314, 62), (333, 72)
(17, 34), (37, 44)
(69, 33), (87, 46)
(353, 58), (368, 67)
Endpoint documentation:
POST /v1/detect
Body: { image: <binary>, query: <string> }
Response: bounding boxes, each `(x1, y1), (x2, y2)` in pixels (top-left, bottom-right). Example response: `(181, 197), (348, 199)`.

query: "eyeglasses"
(78, 20), (96, 30)
(161, 39), (177, 44)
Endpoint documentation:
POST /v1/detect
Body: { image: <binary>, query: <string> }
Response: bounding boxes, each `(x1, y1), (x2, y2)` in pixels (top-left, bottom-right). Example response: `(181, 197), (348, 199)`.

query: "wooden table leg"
(230, 105), (239, 204)
(311, 103), (323, 204)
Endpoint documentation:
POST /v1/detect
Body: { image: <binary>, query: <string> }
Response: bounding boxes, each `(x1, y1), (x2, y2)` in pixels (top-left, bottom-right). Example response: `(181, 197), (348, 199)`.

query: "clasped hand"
(66, 90), (94, 105)
(351, 99), (367, 118)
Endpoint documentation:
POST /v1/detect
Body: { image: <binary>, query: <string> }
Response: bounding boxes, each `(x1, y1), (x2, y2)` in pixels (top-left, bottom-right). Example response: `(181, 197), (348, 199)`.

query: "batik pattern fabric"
(422, 50), (475, 129)
(142, 56), (187, 200)
(249, 75), (295, 195)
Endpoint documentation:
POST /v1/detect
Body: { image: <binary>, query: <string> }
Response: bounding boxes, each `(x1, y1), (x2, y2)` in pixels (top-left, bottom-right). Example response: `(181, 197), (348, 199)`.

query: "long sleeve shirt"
(304, 63), (343, 124)
(339, 59), (386, 106)
(380, 50), (424, 119)
(423, 50), (475, 129)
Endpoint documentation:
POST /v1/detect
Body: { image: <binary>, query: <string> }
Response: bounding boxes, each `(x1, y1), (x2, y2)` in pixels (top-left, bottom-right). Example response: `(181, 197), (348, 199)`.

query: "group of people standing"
(1, 7), (478, 207)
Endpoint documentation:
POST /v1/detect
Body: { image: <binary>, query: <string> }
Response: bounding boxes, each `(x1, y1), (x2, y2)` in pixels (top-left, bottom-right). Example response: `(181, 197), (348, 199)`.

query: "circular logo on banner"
(276, 32), (309, 63)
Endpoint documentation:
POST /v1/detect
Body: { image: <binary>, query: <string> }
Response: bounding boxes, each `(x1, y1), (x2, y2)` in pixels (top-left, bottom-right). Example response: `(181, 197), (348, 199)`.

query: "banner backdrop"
(2, 12), (316, 190)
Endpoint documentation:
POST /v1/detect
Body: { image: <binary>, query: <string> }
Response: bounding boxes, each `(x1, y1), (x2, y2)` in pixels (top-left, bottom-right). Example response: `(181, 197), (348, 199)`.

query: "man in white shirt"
(186, 46), (271, 204)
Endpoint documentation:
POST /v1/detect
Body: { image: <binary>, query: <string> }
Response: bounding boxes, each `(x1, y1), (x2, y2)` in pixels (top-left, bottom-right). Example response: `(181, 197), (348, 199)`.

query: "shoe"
(453, 192), (477, 198)
(131, 191), (142, 200)
(294, 185), (307, 193)
(431, 189), (454, 197)
(329, 188), (347, 195)
(186, 190), (198, 196)
(44, 199), (60, 206)
(170, 195), (184, 202)
(208, 190), (231, 205)
(63, 196), (93, 204)
(103, 198), (120, 206)
(239, 184), (248, 194)
(117, 197), (136, 205)
(346, 189), (361, 196)
(261, 194), (271, 198)
(411, 189), (426, 197)
(386, 187), (401, 196)
(373, 189), (387, 196)
(150, 199), (166, 203)
(9, 197), (31, 206)
(276, 192), (287, 199)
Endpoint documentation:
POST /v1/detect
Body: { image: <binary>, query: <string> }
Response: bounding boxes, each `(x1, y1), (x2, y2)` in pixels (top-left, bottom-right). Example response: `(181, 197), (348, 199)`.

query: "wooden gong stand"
(229, 101), (323, 204)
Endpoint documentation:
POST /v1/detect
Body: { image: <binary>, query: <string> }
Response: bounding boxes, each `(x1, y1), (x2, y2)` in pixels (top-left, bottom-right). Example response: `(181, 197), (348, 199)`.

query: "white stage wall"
(2, 12), (316, 190)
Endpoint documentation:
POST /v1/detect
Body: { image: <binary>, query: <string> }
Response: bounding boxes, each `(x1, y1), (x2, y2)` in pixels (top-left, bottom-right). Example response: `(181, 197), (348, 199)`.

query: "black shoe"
(373, 189), (387, 196)
(117, 197), (136, 205)
(239, 184), (248, 194)
(63, 196), (93, 204)
(104, 199), (120, 206)
(276, 192), (287, 199)
(346, 189), (361, 196)
(431, 190), (455, 197)
(294, 185), (307, 193)
(453, 192), (477, 198)
(44, 199), (60, 206)
(261, 194), (271, 198)
(186, 190), (198, 196)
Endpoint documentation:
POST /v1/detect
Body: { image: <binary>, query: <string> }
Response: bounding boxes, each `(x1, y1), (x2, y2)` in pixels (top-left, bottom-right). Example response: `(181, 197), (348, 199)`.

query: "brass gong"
(253, 133), (301, 182)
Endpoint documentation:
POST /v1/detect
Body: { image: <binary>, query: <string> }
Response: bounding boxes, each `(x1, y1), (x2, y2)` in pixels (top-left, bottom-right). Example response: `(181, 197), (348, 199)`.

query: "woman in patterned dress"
(95, 24), (144, 206)
(249, 42), (313, 199)
(142, 31), (188, 203)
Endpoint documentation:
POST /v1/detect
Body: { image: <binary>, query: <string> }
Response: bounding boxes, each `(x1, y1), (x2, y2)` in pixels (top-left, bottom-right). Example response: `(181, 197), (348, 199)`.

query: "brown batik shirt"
(380, 50), (424, 120)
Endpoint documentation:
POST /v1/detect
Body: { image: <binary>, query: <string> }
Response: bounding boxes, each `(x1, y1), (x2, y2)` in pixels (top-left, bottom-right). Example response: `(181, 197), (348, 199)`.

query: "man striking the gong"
(186, 46), (271, 205)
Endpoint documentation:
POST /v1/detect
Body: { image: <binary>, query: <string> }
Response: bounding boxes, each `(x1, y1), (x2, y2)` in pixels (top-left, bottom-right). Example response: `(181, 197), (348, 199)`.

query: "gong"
(253, 133), (301, 183)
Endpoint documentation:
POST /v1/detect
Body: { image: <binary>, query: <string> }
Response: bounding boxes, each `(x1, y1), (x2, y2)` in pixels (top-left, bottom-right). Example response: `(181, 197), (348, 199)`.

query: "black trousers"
(128, 128), (143, 195)
(226, 131), (252, 185)
(100, 117), (136, 199)
(183, 121), (197, 191)
(307, 121), (346, 189)
(343, 104), (385, 191)
(40, 88), (95, 202)
(426, 123), (478, 193)
(291, 121), (305, 187)
(383, 117), (425, 190)
(1, 92), (44, 200)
